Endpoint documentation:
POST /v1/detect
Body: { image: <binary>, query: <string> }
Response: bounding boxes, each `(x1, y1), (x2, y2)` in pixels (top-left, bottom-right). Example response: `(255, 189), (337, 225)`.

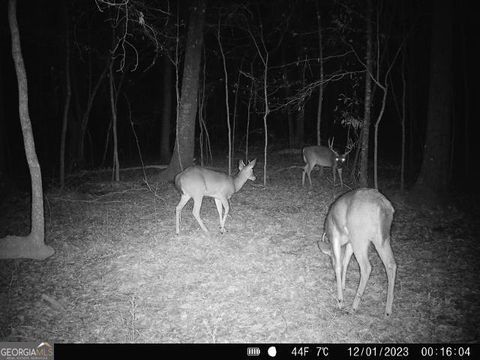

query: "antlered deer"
(318, 188), (397, 316)
(302, 138), (353, 187)
(175, 159), (257, 234)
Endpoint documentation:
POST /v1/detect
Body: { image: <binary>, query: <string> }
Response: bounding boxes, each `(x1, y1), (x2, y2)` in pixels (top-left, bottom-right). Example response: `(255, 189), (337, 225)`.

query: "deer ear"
(249, 159), (257, 167)
(239, 160), (246, 170)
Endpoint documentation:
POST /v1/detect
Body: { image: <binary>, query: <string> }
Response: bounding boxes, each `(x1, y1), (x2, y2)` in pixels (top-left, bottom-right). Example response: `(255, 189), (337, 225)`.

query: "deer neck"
(233, 172), (249, 193)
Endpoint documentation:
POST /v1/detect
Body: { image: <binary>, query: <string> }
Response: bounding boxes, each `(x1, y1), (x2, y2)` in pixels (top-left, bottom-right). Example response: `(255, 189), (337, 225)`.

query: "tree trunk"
(0, 49), (7, 176)
(68, 59), (82, 171)
(160, 55), (173, 163)
(373, 86), (388, 190)
(400, 50), (406, 191)
(414, 0), (452, 193)
(161, 0), (206, 181)
(232, 63), (243, 167)
(77, 65), (107, 168)
(460, 21), (470, 179)
(108, 61), (120, 181)
(0, 0), (54, 260)
(217, 20), (232, 175)
(359, 0), (373, 187)
(295, 61), (306, 147)
(281, 41), (294, 149)
(316, 6), (324, 146)
(262, 52), (270, 187)
(59, 2), (71, 189)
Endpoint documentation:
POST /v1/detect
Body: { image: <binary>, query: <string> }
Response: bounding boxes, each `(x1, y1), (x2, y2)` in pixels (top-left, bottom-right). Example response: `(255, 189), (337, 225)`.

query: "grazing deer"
(302, 138), (353, 188)
(318, 188), (397, 316)
(175, 159), (257, 234)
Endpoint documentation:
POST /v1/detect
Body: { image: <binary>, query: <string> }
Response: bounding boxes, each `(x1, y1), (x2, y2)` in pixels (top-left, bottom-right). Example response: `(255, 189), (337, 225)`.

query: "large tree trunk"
(414, 0), (452, 193)
(0, 0), (54, 260)
(161, 0), (206, 181)
(359, 0), (373, 187)
(160, 56), (173, 163)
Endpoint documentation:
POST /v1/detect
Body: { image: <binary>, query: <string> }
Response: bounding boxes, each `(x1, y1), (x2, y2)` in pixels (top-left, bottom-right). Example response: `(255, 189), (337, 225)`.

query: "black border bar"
(53, 343), (479, 359)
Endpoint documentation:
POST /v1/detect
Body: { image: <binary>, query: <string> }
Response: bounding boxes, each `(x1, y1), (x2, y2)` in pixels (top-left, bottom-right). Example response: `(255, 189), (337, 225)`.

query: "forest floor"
(1, 152), (479, 343)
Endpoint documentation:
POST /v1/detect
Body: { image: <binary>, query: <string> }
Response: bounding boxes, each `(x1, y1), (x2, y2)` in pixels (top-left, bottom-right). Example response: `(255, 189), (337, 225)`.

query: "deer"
(317, 188), (397, 317)
(175, 159), (257, 234)
(301, 138), (353, 188)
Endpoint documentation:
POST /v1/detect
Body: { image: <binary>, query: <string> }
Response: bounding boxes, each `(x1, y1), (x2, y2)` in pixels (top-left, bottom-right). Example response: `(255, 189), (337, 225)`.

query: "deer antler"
(328, 137), (335, 150)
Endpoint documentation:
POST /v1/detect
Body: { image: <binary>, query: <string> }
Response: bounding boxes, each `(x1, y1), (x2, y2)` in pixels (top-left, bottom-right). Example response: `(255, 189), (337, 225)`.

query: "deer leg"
(219, 198), (230, 233)
(303, 164), (314, 187)
(302, 165), (307, 186)
(175, 194), (191, 234)
(214, 198), (223, 231)
(351, 243), (371, 312)
(337, 168), (343, 187)
(374, 237), (397, 316)
(192, 196), (209, 233)
(342, 243), (354, 291)
(331, 231), (344, 309)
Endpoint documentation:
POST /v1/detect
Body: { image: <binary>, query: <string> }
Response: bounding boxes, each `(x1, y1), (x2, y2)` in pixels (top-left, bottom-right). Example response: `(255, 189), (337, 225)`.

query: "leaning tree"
(0, 0), (54, 260)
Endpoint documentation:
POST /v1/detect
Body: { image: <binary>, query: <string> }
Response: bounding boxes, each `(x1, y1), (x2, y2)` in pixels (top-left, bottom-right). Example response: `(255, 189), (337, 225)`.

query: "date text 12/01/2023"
(289, 345), (472, 358)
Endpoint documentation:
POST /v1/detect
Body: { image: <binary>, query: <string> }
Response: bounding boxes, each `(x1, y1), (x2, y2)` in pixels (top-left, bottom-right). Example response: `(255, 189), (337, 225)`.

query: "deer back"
(175, 166), (236, 200)
(303, 145), (337, 168)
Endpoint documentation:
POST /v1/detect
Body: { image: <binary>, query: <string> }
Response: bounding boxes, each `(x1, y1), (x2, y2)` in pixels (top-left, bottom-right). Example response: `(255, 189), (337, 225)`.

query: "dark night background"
(0, 0), (478, 192)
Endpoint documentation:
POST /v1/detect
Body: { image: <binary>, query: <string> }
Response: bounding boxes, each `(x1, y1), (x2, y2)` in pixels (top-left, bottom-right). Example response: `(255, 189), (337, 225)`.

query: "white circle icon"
(268, 346), (277, 357)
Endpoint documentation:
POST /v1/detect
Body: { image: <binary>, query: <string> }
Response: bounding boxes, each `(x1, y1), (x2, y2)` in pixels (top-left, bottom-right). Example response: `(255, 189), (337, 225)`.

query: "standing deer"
(175, 159), (257, 234)
(318, 188), (397, 316)
(302, 138), (353, 188)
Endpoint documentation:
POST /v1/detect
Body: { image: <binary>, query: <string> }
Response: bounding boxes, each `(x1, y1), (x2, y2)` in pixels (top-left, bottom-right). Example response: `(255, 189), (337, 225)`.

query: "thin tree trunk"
(101, 118), (112, 167)
(0, 0), (54, 260)
(198, 51), (212, 166)
(373, 87), (388, 189)
(400, 49), (406, 191)
(68, 59), (81, 171)
(407, 46), (417, 182)
(217, 20), (232, 175)
(78, 65), (107, 167)
(316, 6), (324, 146)
(109, 61), (120, 181)
(232, 62), (243, 164)
(359, 0), (373, 187)
(160, 55), (173, 163)
(295, 59), (306, 147)
(287, 109), (294, 148)
(101, 66), (125, 169)
(461, 22), (470, 179)
(198, 55), (205, 166)
(59, 3), (71, 189)
(449, 108), (455, 185)
(245, 73), (254, 161)
(262, 52), (270, 187)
